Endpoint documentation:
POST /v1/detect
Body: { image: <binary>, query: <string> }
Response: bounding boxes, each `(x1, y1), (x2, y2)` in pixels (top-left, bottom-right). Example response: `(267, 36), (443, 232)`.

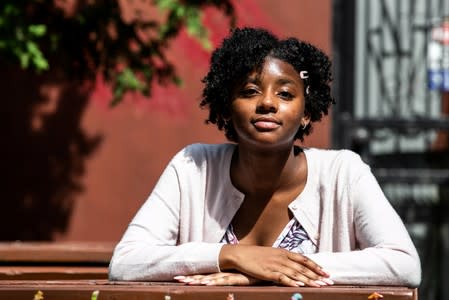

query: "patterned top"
(221, 218), (317, 254)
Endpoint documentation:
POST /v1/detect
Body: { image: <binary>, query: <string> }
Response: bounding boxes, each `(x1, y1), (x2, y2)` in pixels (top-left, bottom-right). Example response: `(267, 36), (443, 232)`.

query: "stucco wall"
(0, 0), (332, 241)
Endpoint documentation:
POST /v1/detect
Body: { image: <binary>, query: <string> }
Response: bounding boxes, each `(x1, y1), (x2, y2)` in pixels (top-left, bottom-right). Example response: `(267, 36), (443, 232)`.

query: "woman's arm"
(307, 168), (421, 287)
(109, 229), (224, 281)
(108, 161), (223, 281)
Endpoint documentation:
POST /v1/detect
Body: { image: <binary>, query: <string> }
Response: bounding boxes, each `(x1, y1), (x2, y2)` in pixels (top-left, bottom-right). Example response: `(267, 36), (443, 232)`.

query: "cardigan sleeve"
(307, 158), (422, 287)
(108, 151), (224, 281)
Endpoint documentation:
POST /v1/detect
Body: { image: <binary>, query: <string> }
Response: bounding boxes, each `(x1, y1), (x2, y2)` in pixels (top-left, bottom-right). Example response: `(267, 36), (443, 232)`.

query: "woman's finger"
(276, 273), (306, 287)
(204, 273), (252, 286)
(198, 273), (233, 285)
(273, 271), (327, 287)
(175, 272), (248, 285)
(281, 262), (323, 283)
(280, 264), (335, 287)
(174, 274), (206, 284)
(287, 252), (329, 277)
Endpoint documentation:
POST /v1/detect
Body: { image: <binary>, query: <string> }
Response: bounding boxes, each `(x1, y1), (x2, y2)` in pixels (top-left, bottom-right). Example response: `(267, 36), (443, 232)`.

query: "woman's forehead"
(245, 57), (301, 82)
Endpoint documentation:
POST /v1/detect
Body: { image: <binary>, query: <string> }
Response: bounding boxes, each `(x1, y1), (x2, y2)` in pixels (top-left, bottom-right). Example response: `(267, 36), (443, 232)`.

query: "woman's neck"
(231, 144), (304, 195)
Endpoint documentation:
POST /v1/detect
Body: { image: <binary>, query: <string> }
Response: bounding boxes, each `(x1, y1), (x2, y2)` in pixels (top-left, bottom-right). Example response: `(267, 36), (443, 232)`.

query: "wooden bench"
(0, 242), (114, 280)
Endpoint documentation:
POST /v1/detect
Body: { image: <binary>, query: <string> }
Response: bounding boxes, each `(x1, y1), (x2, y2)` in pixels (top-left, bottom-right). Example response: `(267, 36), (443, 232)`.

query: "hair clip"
(299, 71), (309, 79)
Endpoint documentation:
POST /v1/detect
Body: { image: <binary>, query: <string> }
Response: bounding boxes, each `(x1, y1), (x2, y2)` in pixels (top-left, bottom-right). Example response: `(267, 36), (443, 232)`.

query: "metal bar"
(331, 0), (356, 148)
(348, 117), (449, 129)
(364, 0), (370, 118)
(374, 168), (449, 184)
(424, 0), (432, 148)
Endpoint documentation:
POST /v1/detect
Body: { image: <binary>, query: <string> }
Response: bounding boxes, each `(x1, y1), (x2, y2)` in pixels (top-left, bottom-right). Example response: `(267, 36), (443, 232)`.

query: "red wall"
(1, 0), (332, 242)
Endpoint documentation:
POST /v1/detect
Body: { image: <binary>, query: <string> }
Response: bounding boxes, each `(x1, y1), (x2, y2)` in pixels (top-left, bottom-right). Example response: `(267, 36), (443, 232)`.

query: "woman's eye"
(239, 88), (258, 97)
(278, 91), (294, 99)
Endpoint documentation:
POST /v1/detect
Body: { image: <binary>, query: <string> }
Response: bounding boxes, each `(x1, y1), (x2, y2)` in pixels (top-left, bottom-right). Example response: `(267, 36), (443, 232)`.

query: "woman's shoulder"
(305, 147), (363, 162)
(304, 147), (370, 178)
(171, 143), (236, 166)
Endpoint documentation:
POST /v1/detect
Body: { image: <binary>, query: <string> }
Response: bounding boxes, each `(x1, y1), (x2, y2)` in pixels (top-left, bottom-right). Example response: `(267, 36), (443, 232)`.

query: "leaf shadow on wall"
(0, 61), (102, 241)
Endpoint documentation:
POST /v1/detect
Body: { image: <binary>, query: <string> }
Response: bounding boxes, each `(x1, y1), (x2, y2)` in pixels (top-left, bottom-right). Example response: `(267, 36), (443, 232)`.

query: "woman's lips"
(252, 116), (281, 130)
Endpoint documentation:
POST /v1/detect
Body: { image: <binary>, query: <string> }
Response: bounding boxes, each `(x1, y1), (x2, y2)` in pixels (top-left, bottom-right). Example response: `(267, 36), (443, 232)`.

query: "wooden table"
(0, 280), (418, 300)
(0, 243), (418, 299)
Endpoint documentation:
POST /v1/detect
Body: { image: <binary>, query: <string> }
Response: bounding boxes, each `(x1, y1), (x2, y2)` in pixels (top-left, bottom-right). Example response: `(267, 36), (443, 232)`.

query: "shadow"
(0, 59), (102, 241)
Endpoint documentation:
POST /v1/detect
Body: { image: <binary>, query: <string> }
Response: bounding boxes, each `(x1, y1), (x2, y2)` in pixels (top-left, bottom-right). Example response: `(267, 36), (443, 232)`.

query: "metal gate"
(332, 1), (449, 299)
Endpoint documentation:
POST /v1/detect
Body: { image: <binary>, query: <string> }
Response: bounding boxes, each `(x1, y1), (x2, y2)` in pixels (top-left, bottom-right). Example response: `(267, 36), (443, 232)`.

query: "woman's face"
(230, 57), (309, 149)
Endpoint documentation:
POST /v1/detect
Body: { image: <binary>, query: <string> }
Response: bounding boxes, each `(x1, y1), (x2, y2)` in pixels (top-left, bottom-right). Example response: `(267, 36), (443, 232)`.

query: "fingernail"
(200, 280), (210, 285)
(296, 281), (305, 286)
(314, 280), (327, 286)
(182, 278), (194, 283)
(320, 268), (331, 277)
(174, 276), (185, 280)
(321, 278), (334, 285)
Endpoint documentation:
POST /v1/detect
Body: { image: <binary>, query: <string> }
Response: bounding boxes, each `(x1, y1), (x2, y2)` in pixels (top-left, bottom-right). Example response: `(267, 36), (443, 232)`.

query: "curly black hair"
(200, 27), (334, 142)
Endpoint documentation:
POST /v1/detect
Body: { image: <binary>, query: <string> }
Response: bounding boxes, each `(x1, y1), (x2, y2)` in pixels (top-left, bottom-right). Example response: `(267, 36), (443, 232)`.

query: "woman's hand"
(219, 244), (333, 287)
(174, 272), (260, 286)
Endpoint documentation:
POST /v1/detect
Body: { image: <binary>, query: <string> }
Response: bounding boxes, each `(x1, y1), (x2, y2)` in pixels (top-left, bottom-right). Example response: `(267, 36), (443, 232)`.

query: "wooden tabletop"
(0, 280), (418, 300)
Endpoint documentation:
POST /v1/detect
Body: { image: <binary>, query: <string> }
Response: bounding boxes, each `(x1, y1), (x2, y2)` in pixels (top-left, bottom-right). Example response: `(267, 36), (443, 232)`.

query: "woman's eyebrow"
(245, 76), (260, 85)
(244, 76), (298, 86)
(277, 78), (298, 86)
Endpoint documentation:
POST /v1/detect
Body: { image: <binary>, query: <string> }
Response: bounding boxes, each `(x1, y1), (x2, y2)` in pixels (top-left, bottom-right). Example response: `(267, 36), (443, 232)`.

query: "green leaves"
(0, 3), (49, 72)
(156, 0), (212, 50)
(111, 68), (148, 107)
(0, 1), (235, 106)
(2, 4), (19, 17)
(185, 8), (211, 50)
(28, 24), (46, 37)
(26, 40), (49, 70)
(11, 28), (49, 71)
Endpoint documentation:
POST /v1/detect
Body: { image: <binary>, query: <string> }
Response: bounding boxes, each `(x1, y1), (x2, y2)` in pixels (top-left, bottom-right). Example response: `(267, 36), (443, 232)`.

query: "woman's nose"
(256, 93), (278, 113)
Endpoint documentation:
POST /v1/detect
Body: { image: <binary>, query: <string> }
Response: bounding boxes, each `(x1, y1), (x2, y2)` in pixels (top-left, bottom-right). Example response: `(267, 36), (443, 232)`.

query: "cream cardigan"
(109, 143), (421, 287)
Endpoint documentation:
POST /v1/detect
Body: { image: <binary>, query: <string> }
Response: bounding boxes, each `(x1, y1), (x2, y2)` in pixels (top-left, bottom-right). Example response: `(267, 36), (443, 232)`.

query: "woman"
(109, 27), (421, 287)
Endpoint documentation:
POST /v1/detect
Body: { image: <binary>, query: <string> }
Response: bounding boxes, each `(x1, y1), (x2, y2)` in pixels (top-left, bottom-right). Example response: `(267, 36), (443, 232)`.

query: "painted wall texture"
(0, 0), (332, 242)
